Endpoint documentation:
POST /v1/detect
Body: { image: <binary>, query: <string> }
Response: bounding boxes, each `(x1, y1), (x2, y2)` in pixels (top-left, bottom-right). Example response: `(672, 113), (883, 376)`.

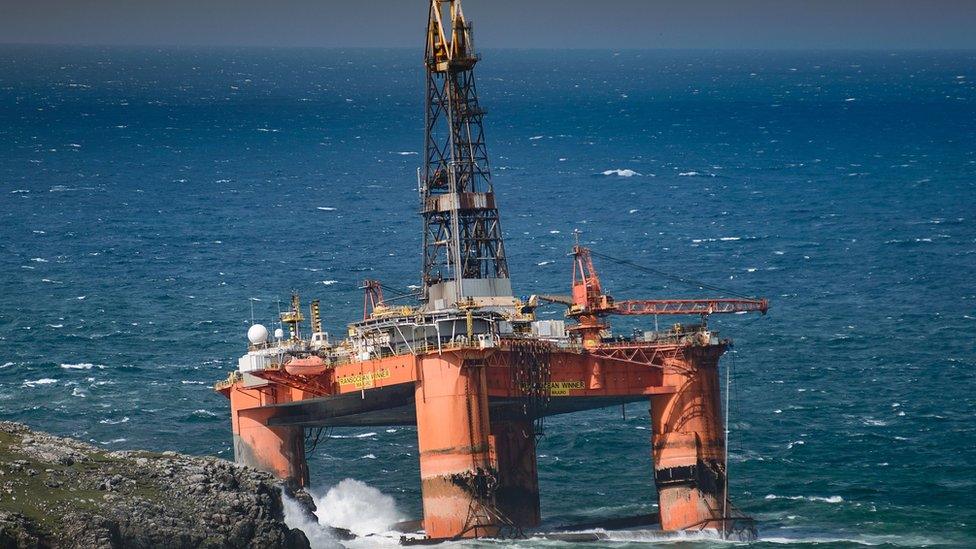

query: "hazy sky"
(3, 0), (976, 50)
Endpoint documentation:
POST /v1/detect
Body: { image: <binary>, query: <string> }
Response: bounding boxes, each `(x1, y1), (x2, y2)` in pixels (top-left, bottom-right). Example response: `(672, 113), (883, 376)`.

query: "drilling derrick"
(422, 0), (511, 310)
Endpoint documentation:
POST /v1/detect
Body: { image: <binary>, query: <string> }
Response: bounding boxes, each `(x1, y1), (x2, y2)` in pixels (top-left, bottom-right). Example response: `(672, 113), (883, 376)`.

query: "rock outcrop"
(0, 422), (312, 548)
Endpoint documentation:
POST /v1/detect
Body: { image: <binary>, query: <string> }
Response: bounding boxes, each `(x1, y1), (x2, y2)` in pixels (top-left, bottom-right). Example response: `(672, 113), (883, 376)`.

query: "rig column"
(229, 384), (309, 487)
(650, 346), (727, 532)
(489, 419), (541, 529)
(415, 354), (499, 540)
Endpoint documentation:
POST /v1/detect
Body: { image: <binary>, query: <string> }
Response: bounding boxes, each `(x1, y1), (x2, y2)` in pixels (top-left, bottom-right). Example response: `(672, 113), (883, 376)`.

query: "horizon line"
(2, 41), (976, 54)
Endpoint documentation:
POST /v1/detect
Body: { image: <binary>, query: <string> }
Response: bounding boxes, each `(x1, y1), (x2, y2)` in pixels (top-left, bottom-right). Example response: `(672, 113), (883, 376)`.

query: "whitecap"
(24, 378), (58, 387)
(99, 417), (130, 425)
(765, 494), (844, 504)
(395, 151), (418, 155)
(48, 324), (64, 328)
(30, 257), (48, 263)
(537, 261), (553, 266)
(60, 362), (95, 370)
(321, 280), (338, 286)
(678, 171), (699, 176)
(1, 362), (13, 369)
(316, 206), (337, 211)
(529, 135), (544, 140)
(327, 431), (377, 439)
(602, 169), (641, 177)
(361, 454), (377, 459)
(190, 409), (219, 417)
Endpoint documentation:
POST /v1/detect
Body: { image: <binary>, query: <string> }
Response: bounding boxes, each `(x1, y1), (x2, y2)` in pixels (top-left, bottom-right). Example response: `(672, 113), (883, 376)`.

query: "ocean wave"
(328, 432), (377, 439)
(187, 409), (221, 421)
(692, 236), (750, 243)
(531, 528), (723, 544)
(765, 494), (844, 503)
(314, 479), (403, 538)
(99, 417), (130, 425)
(61, 362), (98, 370)
(761, 534), (940, 546)
(23, 378), (58, 387)
(602, 169), (641, 177)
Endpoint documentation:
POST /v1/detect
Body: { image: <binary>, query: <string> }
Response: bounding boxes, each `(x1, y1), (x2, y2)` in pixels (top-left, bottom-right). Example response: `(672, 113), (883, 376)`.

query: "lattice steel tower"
(421, 0), (511, 310)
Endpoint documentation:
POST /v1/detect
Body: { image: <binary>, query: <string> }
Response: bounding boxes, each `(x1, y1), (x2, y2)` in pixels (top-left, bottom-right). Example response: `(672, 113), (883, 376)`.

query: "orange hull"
(222, 341), (733, 539)
(651, 346), (728, 532)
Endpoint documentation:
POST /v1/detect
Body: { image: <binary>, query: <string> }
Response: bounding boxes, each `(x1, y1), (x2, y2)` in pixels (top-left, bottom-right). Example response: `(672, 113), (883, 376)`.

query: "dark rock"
(0, 422), (312, 549)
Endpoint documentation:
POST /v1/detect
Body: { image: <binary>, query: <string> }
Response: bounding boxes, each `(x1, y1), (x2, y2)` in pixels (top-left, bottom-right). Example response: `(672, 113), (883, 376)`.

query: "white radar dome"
(274, 328), (285, 340)
(247, 324), (269, 345)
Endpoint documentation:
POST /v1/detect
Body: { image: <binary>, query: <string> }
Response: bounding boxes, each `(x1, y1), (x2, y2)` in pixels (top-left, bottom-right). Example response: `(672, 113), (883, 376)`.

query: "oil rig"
(215, 0), (768, 542)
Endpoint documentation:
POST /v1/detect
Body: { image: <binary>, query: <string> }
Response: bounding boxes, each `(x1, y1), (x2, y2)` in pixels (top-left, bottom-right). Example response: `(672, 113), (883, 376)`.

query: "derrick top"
(426, 0), (479, 73)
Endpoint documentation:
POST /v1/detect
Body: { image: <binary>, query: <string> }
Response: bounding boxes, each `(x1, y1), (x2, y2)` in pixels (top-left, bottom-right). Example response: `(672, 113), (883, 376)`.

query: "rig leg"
(489, 419), (541, 529)
(415, 355), (499, 540)
(229, 384), (309, 487)
(650, 347), (727, 533)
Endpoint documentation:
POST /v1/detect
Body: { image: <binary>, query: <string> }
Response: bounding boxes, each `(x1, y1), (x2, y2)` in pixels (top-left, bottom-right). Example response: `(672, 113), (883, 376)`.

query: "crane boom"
(614, 298), (769, 316)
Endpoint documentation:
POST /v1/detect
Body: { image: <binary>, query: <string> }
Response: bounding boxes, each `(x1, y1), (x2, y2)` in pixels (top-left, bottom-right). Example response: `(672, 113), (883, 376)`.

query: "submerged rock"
(0, 422), (311, 548)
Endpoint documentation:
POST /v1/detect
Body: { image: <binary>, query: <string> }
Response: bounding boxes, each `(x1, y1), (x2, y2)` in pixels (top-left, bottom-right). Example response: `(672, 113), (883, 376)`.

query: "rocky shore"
(0, 422), (315, 548)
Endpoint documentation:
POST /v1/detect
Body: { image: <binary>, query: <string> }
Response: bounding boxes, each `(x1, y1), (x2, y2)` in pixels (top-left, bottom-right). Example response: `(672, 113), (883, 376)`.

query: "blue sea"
(1, 46), (974, 547)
